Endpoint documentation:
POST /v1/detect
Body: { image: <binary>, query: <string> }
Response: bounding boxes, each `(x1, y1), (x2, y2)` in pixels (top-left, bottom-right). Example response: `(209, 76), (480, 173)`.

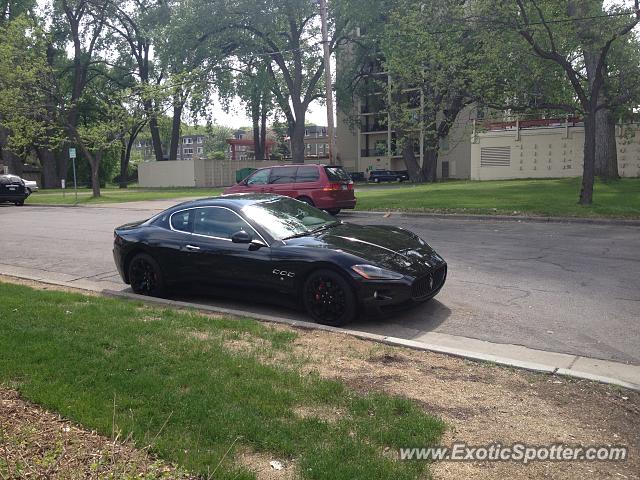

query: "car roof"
(168, 193), (283, 211)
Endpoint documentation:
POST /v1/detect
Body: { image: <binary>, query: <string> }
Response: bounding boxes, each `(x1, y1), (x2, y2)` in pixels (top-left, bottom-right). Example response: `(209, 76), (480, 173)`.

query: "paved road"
(1, 201), (639, 365)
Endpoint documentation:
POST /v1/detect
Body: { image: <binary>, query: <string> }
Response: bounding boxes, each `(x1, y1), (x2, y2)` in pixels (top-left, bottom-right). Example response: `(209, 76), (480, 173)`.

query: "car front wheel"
(303, 269), (356, 326)
(128, 253), (165, 297)
(326, 208), (341, 216)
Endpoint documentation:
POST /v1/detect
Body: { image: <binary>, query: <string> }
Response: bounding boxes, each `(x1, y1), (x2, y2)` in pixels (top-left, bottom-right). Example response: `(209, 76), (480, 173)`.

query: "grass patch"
(0, 282), (444, 479)
(355, 177), (640, 218)
(26, 186), (223, 205)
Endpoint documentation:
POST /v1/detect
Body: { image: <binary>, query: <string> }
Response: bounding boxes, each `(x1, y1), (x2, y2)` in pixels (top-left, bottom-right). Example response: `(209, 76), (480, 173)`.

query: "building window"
(197, 137), (203, 144)
(197, 147), (203, 154)
(183, 148), (194, 155)
(183, 138), (193, 145)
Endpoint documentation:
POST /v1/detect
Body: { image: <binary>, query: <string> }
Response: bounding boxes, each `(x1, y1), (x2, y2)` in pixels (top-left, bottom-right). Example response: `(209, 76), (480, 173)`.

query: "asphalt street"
(1, 201), (639, 365)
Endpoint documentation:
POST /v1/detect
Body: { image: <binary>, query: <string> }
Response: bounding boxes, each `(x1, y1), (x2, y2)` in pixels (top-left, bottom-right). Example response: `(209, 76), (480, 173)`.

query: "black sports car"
(113, 194), (447, 325)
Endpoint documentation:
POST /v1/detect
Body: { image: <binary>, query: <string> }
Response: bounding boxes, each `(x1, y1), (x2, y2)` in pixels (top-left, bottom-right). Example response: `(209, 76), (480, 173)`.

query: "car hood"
(286, 223), (445, 277)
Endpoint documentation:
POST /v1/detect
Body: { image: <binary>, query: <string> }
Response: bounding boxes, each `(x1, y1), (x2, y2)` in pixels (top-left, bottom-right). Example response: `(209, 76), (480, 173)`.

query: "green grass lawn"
(0, 282), (444, 479)
(26, 186), (223, 205)
(355, 177), (640, 218)
(26, 177), (640, 218)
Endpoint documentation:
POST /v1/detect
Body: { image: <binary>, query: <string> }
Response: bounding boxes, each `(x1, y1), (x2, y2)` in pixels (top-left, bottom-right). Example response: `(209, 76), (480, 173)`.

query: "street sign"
(61, 179), (66, 189)
(69, 148), (76, 159)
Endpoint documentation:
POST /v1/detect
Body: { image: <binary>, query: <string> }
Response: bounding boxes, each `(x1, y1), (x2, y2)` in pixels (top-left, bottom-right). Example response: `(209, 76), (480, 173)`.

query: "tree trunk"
(401, 136), (426, 182)
(90, 150), (102, 198)
(0, 126), (22, 176)
(423, 148), (438, 182)
(290, 109), (306, 163)
(119, 139), (128, 189)
(169, 102), (183, 161)
(36, 147), (58, 188)
(261, 94), (268, 159)
(252, 98), (263, 161)
(595, 107), (619, 179)
(579, 113), (596, 205)
(145, 100), (164, 162)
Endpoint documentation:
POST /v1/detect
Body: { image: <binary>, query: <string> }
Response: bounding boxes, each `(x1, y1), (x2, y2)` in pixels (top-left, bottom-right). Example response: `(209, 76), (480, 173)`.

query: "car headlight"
(351, 264), (404, 280)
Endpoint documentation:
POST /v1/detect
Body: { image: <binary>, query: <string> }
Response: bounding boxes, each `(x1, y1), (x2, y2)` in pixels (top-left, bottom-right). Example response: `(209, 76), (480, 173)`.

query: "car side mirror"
(231, 230), (252, 244)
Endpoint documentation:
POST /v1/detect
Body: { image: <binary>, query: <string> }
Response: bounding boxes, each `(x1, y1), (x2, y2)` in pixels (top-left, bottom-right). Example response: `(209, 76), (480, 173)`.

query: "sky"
(208, 96), (332, 129)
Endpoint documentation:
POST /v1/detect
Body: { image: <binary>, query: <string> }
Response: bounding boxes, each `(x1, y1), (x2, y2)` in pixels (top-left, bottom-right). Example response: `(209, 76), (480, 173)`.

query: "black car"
(113, 194), (447, 326)
(0, 175), (30, 206)
(368, 170), (409, 183)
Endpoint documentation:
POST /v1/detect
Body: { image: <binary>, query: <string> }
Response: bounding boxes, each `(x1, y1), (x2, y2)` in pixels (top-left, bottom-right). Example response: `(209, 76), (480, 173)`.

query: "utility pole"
(319, 0), (338, 165)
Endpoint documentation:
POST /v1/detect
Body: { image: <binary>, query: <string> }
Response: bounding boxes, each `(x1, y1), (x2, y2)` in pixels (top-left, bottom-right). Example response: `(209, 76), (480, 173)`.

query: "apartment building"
(335, 56), (477, 179)
(134, 134), (206, 161)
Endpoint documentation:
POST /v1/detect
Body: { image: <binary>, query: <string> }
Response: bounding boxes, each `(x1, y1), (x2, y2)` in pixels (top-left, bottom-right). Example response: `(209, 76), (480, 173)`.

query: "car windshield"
(242, 197), (338, 240)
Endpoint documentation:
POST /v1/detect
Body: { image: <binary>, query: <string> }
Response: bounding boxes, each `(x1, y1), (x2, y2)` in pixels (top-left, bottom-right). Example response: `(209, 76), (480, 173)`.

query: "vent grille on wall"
(480, 146), (511, 167)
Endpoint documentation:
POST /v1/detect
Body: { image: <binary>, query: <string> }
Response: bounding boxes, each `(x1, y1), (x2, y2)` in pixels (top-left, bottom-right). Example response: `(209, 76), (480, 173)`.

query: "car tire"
(326, 208), (341, 216)
(14, 200), (24, 206)
(303, 269), (357, 326)
(374, 178), (380, 183)
(128, 253), (165, 297)
(297, 196), (315, 207)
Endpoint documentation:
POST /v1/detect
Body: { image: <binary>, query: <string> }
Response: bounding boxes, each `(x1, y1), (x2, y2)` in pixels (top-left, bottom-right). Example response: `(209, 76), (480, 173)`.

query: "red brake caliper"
(315, 281), (325, 301)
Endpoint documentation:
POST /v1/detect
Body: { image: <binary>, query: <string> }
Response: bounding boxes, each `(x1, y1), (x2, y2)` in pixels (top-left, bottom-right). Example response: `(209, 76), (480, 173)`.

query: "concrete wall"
(139, 158), (325, 188)
(470, 124), (640, 180)
(138, 160), (196, 187)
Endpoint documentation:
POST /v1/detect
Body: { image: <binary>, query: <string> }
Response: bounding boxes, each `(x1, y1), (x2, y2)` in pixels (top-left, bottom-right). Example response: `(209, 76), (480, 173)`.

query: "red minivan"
(223, 164), (356, 215)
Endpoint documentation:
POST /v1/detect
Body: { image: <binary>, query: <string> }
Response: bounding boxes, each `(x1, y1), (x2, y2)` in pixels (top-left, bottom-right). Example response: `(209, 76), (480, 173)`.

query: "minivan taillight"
(323, 183), (342, 191)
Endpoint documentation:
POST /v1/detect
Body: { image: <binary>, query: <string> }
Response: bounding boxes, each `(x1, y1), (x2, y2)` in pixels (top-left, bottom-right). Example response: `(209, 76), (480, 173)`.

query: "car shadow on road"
(352, 299), (452, 339)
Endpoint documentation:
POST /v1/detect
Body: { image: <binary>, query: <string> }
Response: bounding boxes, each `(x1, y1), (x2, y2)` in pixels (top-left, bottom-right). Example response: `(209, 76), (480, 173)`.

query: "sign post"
(69, 148), (78, 202)
(61, 179), (66, 199)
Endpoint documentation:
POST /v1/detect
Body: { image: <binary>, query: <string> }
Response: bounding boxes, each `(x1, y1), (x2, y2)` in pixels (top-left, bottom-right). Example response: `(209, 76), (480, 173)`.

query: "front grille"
(411, 266), (447, 300)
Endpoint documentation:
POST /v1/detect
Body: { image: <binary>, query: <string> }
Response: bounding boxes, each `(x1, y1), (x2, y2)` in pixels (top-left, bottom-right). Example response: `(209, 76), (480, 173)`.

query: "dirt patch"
(0, 388), (194, 479)
(236, 448), (297, 480)
(285, 328), (640, 480)
(0, 274), (99, 296)
(293, 404), (346, 424)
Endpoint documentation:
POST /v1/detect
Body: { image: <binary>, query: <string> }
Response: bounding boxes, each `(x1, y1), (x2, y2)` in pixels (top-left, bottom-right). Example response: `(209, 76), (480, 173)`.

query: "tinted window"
(193, 208), (251, 239)
(269, 167), (298, 184)
(170, 210), (191, 232)
(296, 166), (320, 183)
(324, 166), (351, 182)
(246, 169), (271, 185)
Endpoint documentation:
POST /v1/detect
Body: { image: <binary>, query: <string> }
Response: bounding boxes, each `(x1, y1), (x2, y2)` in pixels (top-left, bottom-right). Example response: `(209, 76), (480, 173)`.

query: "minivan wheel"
(128, 253), (165, 297)
(303, 269), (356, 326)
(297, 196), (315, 207)
(14, 200), (24, 206)
(326, 208), (341, 216)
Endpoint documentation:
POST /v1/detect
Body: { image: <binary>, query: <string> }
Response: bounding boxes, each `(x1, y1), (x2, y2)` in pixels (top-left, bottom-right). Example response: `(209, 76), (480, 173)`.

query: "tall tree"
(491, 0), (640, 204)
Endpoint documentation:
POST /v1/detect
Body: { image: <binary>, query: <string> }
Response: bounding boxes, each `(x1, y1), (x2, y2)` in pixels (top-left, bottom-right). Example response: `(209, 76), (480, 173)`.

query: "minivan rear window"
(296, 166), (320, 183)
(324, 166), (351, 182)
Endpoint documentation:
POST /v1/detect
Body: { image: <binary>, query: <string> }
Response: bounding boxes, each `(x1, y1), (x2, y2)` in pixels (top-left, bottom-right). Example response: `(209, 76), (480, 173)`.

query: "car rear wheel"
(297, 196), (315, 207)
(303, 269), (356, 326)
(14, 200), (24, 206)
(128, 253), (165, 297)
(326, 208), (341, 216)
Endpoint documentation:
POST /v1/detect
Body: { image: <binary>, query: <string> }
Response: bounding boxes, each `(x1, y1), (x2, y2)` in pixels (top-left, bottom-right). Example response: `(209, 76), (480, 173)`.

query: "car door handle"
(185, 244), (201, 251)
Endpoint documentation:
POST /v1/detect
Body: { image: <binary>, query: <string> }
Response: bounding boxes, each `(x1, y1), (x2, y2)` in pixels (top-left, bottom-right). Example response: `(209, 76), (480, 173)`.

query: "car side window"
(170, 210), (192, 233)
(269, 167), (298, 184)
(246, 169), (271, 185)
(193, 208), (252, 240)
(296, 166), (320, 183)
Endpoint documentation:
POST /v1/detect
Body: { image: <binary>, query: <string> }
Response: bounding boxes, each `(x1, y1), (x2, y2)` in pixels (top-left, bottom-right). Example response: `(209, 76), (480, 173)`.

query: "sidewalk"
(2, 264), (638, 392)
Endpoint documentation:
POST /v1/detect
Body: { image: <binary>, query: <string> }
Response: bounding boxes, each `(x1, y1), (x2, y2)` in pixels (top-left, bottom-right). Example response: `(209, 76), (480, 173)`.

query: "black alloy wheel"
(128, 253), (165, 297)
(303, 269), (356, 326)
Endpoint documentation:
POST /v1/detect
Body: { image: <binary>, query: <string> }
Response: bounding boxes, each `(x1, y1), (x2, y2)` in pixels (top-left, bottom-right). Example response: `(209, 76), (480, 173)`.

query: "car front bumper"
(355, 264), (447, 316)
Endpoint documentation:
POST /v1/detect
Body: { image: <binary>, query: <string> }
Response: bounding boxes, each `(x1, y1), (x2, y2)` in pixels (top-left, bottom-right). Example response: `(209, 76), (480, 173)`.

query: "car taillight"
(348, 182), (354, 190)
(323, 183), (342, 191)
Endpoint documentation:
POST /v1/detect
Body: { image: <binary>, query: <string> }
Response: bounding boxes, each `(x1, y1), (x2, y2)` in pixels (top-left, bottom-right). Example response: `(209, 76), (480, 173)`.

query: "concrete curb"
(104, 289), (640, 392)
(341, 210), (640, 227)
